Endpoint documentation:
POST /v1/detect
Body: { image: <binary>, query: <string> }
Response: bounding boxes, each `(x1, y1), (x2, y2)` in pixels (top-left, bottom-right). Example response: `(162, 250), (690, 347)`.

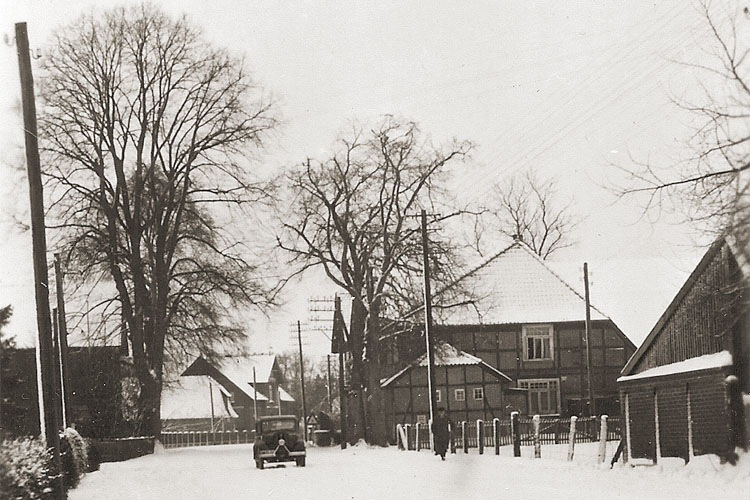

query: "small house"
(617, 238), (749, 463)
(381, 342), (525, 431)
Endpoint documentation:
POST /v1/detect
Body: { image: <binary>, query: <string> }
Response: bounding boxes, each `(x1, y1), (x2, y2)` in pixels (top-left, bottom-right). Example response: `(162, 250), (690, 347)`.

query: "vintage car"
(253, 415), (306, 469)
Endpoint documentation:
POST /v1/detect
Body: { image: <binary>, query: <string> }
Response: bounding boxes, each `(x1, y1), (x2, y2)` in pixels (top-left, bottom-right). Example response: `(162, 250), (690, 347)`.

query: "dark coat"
(431, 414), (451, 455)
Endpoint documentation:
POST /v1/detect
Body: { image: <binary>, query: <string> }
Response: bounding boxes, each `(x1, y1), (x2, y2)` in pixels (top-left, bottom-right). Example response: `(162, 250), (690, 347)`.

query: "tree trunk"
(364, 300), (388, 446)
(347, 298), (368, 444)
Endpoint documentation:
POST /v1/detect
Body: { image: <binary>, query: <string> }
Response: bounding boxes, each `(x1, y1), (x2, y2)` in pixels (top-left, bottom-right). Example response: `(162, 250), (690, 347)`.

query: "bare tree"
(619, 2), (750, 245)
(39, 5), (278, 437)
(483, 171), (577, 259)
(277, 117), (471, 445)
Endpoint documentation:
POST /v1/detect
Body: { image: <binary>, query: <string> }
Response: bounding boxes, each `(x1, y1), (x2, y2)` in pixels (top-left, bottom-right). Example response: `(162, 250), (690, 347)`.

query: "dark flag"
(331, 296), (347, 353)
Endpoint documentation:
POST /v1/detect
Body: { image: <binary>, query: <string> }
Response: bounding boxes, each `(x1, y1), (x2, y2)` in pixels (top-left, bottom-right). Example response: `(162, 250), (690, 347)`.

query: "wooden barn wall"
(634, 244), (739, 373)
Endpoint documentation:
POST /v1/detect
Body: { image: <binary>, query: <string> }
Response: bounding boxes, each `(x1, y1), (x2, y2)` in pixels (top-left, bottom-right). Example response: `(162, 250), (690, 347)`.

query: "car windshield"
(263, 419), (297, 432)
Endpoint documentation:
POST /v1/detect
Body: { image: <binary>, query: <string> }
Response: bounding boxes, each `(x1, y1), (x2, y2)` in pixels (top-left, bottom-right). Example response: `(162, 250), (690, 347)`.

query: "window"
(473, 387), (484, 400)
(416, 414), (427, 425)
(435, 389), (442, 403)
(454, 388), (465, 401)
(518, 378), (560, 415)
(523, 324), (554, 361)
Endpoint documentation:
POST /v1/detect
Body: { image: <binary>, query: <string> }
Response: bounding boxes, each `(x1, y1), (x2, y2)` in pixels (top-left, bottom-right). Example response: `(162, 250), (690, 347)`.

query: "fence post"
(450, 423), (456, 454)
(597, 415), (608, 464)
(462, 421), (468, 454)
(686, 384), (694, 462)
(416, 423), (422, 451)
(567, 416), (577, 461)
(396, 424), (404, 450)
(533, 415), (541, 458)
(511, 412), (521, 457)
(405, 424), (412, 450)
(477, 420), (484, 455)
(653, 390), (661, 464)
(493, 418), (500, 455)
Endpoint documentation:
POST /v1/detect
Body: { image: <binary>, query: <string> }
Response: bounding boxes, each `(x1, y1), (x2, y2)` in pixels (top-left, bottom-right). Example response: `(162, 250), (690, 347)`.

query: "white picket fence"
(161, 429), (254, 449)
(396, 414), (619, 464)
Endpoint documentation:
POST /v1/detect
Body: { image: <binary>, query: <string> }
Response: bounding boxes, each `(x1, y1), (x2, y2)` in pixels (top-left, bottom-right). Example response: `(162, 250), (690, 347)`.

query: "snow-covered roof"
(617, 351), (733, 382)
(434, 242), (610, 325)
(161, 376), (239, 420)
(217, 354), (277, 384)
(380, 342), (512, 387)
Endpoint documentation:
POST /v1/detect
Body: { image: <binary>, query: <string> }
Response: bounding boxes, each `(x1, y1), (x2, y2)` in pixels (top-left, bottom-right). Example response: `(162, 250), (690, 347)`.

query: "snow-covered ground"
(69, 442), (748, 500)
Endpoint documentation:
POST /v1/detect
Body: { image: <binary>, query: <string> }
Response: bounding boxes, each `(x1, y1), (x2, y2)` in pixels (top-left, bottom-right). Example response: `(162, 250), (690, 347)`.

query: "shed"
(617, 238), (749, 463)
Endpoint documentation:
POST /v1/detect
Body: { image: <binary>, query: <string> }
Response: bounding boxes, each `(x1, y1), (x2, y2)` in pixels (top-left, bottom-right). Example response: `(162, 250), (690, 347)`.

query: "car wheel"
(296, 457), (305, 467)
(256, 459), (264, 470)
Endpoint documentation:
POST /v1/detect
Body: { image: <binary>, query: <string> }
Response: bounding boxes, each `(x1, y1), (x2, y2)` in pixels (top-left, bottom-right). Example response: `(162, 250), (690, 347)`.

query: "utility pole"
(583, 263), (595, 417)
(54, 254), (71, 427)
(252, 367), (258, 423)
(420, 209), (438, 426)
(209, 381), (215, 432)
(15, 21), (65, 499)
(326, 355), (333, 413)
(52, 309), (63, 429)
(332, 295), (347, 449)
(297, 321), (308, 441)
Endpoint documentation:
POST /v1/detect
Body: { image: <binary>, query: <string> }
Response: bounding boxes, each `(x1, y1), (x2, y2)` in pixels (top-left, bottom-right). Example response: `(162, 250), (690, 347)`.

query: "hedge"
(0, 428), (90, 500)
(0, 437), (56, 500)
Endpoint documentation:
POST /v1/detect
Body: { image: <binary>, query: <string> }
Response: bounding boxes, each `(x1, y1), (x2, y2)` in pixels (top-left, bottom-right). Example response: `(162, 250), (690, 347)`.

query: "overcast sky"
(0, 1), (727, 357)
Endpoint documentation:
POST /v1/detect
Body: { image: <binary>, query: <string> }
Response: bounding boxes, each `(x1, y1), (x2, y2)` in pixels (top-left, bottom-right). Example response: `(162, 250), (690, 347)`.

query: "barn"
(618, 237), (749, 463)
(380, 342), (526, 431)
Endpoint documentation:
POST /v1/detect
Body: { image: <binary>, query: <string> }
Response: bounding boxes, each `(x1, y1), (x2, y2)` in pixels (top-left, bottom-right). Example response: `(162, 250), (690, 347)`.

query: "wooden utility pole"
(253, 367), (258, 423)
(51, 309), (64, 428)
(326, 355), (333, 413)
(15, 21), (65, 499)
(54, 254), (71, 427)
(209, 381), (215, 432)
(420, 209), (438, 425)
(332, 295), (347, 449)
(297, 321), (308, 441)
(583, 263), (595, 417)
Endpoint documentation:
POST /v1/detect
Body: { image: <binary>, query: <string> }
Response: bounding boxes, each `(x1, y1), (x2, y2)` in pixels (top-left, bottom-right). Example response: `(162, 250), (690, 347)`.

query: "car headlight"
(278, 439), (285, 446)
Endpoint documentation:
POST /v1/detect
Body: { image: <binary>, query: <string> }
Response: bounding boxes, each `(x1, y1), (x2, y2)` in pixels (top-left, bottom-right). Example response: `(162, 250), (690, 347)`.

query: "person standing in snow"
(431, 407), (451, 460)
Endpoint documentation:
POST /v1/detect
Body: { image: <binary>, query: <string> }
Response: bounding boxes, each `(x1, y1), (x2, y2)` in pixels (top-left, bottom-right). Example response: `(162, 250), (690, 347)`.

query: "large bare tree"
(277, 117), (471, 445)
(619, 2), (750, 245)
(39, 5), (278, 437)
(482, 171), (577, 259)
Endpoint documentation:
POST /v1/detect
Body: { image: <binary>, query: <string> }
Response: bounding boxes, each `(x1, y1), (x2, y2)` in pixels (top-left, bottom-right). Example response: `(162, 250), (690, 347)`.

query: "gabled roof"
(434, 241), (610, 325)
(380, 342), (512, 388)
(216, 354), (277, 384)
(182, 354), (292, 402)
(160, 376), (239, 420)
(620, 239), (726, 376)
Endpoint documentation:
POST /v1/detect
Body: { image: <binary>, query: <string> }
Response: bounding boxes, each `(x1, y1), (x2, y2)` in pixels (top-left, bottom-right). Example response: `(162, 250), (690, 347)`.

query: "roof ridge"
(515, 243), (612, 321)
(620, 238), (726, 376)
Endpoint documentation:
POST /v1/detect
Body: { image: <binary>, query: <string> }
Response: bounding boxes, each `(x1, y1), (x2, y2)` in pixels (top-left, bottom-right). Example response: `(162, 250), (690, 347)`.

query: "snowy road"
(68, 443), (747, 500)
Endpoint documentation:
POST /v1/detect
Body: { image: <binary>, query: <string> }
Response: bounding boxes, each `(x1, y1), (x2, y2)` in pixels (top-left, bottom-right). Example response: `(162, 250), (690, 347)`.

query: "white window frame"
(518, 378), (561, 415)
(522, 324), (554, 361)
(435, 389), (442, 403)
(454, 388), (465, 402)
(473, 387), (484, 400)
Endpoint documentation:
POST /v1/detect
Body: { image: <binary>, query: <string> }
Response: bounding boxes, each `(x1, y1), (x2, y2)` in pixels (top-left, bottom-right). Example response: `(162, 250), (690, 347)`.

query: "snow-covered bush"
(0, 436), (56, 500)
(59, 427), (89, 489)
